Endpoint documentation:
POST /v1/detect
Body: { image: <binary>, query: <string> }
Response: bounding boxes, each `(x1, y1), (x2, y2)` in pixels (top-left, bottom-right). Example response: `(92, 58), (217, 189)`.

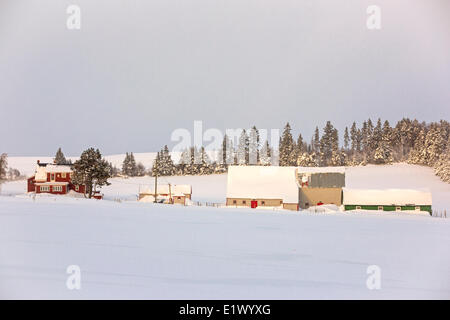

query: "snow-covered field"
(0, 162), (449, 299)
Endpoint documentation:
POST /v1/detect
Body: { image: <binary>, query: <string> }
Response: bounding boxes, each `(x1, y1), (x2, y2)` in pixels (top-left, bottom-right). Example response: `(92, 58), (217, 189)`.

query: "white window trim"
(53, 185), (63, 192)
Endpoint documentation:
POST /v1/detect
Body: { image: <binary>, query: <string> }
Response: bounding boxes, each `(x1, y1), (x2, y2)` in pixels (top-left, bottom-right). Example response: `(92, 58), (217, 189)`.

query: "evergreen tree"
(434, 141), (450, 183)
(122, 152), (129, 175)
(368, 118), (383, 162)
(151, 151), (161, 177)
(344, 127), (350, 151)
(218, 134), (234, 166)
(296, 133), (305, 155)
(361, 120), (369, 157)
(373, 139), (393, 164)
(108, 162), (120, 177)
(236, 129), (249, 165)
(279, 123), (296, 166)
(129, 152), (137, 176)
(373, 122), (393, 165)
(157, 145), (176, 176)
(367, 118), (374, 140)
(0, 153), (7, 182)
(198, 147), (212, 174)
(54, 147), (68, 165)
(225, 135), (234, 165)
(350, 122), (358, 153)
(313, 126), (320, 152)
(122, 152), (138, 176)
(72, 148), (111, 198)
(319, 121), (336, 166)
(248, 126), (260, 165)
(259, 140), (272, 165)
(177, 148), (190, 175)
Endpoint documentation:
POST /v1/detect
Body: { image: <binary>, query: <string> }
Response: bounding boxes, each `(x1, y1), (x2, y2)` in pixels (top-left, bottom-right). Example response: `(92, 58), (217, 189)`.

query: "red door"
(251, 200), (258, 208)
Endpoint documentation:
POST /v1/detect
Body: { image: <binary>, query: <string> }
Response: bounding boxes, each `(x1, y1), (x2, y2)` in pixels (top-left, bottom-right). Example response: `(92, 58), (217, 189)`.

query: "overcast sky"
(1, 0), (449, 156)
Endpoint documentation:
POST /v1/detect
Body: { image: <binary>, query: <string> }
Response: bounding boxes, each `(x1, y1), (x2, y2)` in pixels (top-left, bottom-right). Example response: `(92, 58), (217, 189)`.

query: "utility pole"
(168, 183), (172, 204)
(154, 154), (158, 203)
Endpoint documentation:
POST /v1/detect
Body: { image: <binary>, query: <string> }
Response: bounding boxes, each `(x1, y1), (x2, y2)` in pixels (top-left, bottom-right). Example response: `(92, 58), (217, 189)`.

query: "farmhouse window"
(396, 206), (402, 212)
(62, 173), (66, 178)
(75, 185), (79, 191)
(356, 206), (361, 210)
(415, 206), (420, 211)
(378, 206), (383, 211)
(40, 186), (50, 192)
(53, 186), (63, 192)
(50, 174), (55, 181)
(233, 200), (237, 204)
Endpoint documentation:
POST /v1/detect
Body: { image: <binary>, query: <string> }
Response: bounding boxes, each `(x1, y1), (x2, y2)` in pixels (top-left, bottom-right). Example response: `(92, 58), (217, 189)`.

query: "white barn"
(226, 166), (300, 210)
(342, 188), (432, 214)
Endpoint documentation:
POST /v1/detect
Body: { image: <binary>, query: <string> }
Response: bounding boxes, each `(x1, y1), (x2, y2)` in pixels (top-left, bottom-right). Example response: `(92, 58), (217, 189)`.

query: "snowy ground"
(0, 163), (449, 299)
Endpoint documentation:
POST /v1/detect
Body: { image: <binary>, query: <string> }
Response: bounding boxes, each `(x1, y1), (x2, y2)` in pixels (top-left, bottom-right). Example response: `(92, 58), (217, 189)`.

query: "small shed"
(139, 184), (192, 205)
(342, 188), (432, 214)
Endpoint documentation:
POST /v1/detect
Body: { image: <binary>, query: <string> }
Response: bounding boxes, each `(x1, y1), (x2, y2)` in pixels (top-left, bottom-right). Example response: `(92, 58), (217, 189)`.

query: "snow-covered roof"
(140, 184), (192, 195)
(34, 163), (72, 178)
(297, 166), (346, 174)
(43, 164), (73, 173)
(342, 188), (432, 206)
(226, 166), (299, 203)
(35, 166), (48, 181)
(34, 163), (72, 181)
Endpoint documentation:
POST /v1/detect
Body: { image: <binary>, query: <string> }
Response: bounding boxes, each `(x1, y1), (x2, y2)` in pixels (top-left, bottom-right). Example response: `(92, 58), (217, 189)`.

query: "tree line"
(0, 153), (23, 184)
(131, 118), (449, 183)
(2, 117), (448, 191)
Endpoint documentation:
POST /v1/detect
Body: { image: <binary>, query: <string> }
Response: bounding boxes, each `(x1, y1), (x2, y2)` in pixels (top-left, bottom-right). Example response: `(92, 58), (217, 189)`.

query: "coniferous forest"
(116, 118), (449, 184)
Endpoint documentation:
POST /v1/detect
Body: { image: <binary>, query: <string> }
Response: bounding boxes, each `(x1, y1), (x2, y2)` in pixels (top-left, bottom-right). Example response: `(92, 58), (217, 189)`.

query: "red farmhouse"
(27, 160), (101, 198)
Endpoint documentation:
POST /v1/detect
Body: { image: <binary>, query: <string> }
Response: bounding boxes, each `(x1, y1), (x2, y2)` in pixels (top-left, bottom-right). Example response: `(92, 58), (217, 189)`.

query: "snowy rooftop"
(33, 163), (73, 181)
(226, 166), (299, 203)
(140, 184), (192, 195)
(342, 188), (432, 206)
(297, 166), (346, 174)
(42, 164), (73, 173)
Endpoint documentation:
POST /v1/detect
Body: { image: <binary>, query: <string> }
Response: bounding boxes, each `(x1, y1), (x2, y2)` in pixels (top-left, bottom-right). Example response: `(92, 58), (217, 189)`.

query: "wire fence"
(191, 201), (224, 208)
